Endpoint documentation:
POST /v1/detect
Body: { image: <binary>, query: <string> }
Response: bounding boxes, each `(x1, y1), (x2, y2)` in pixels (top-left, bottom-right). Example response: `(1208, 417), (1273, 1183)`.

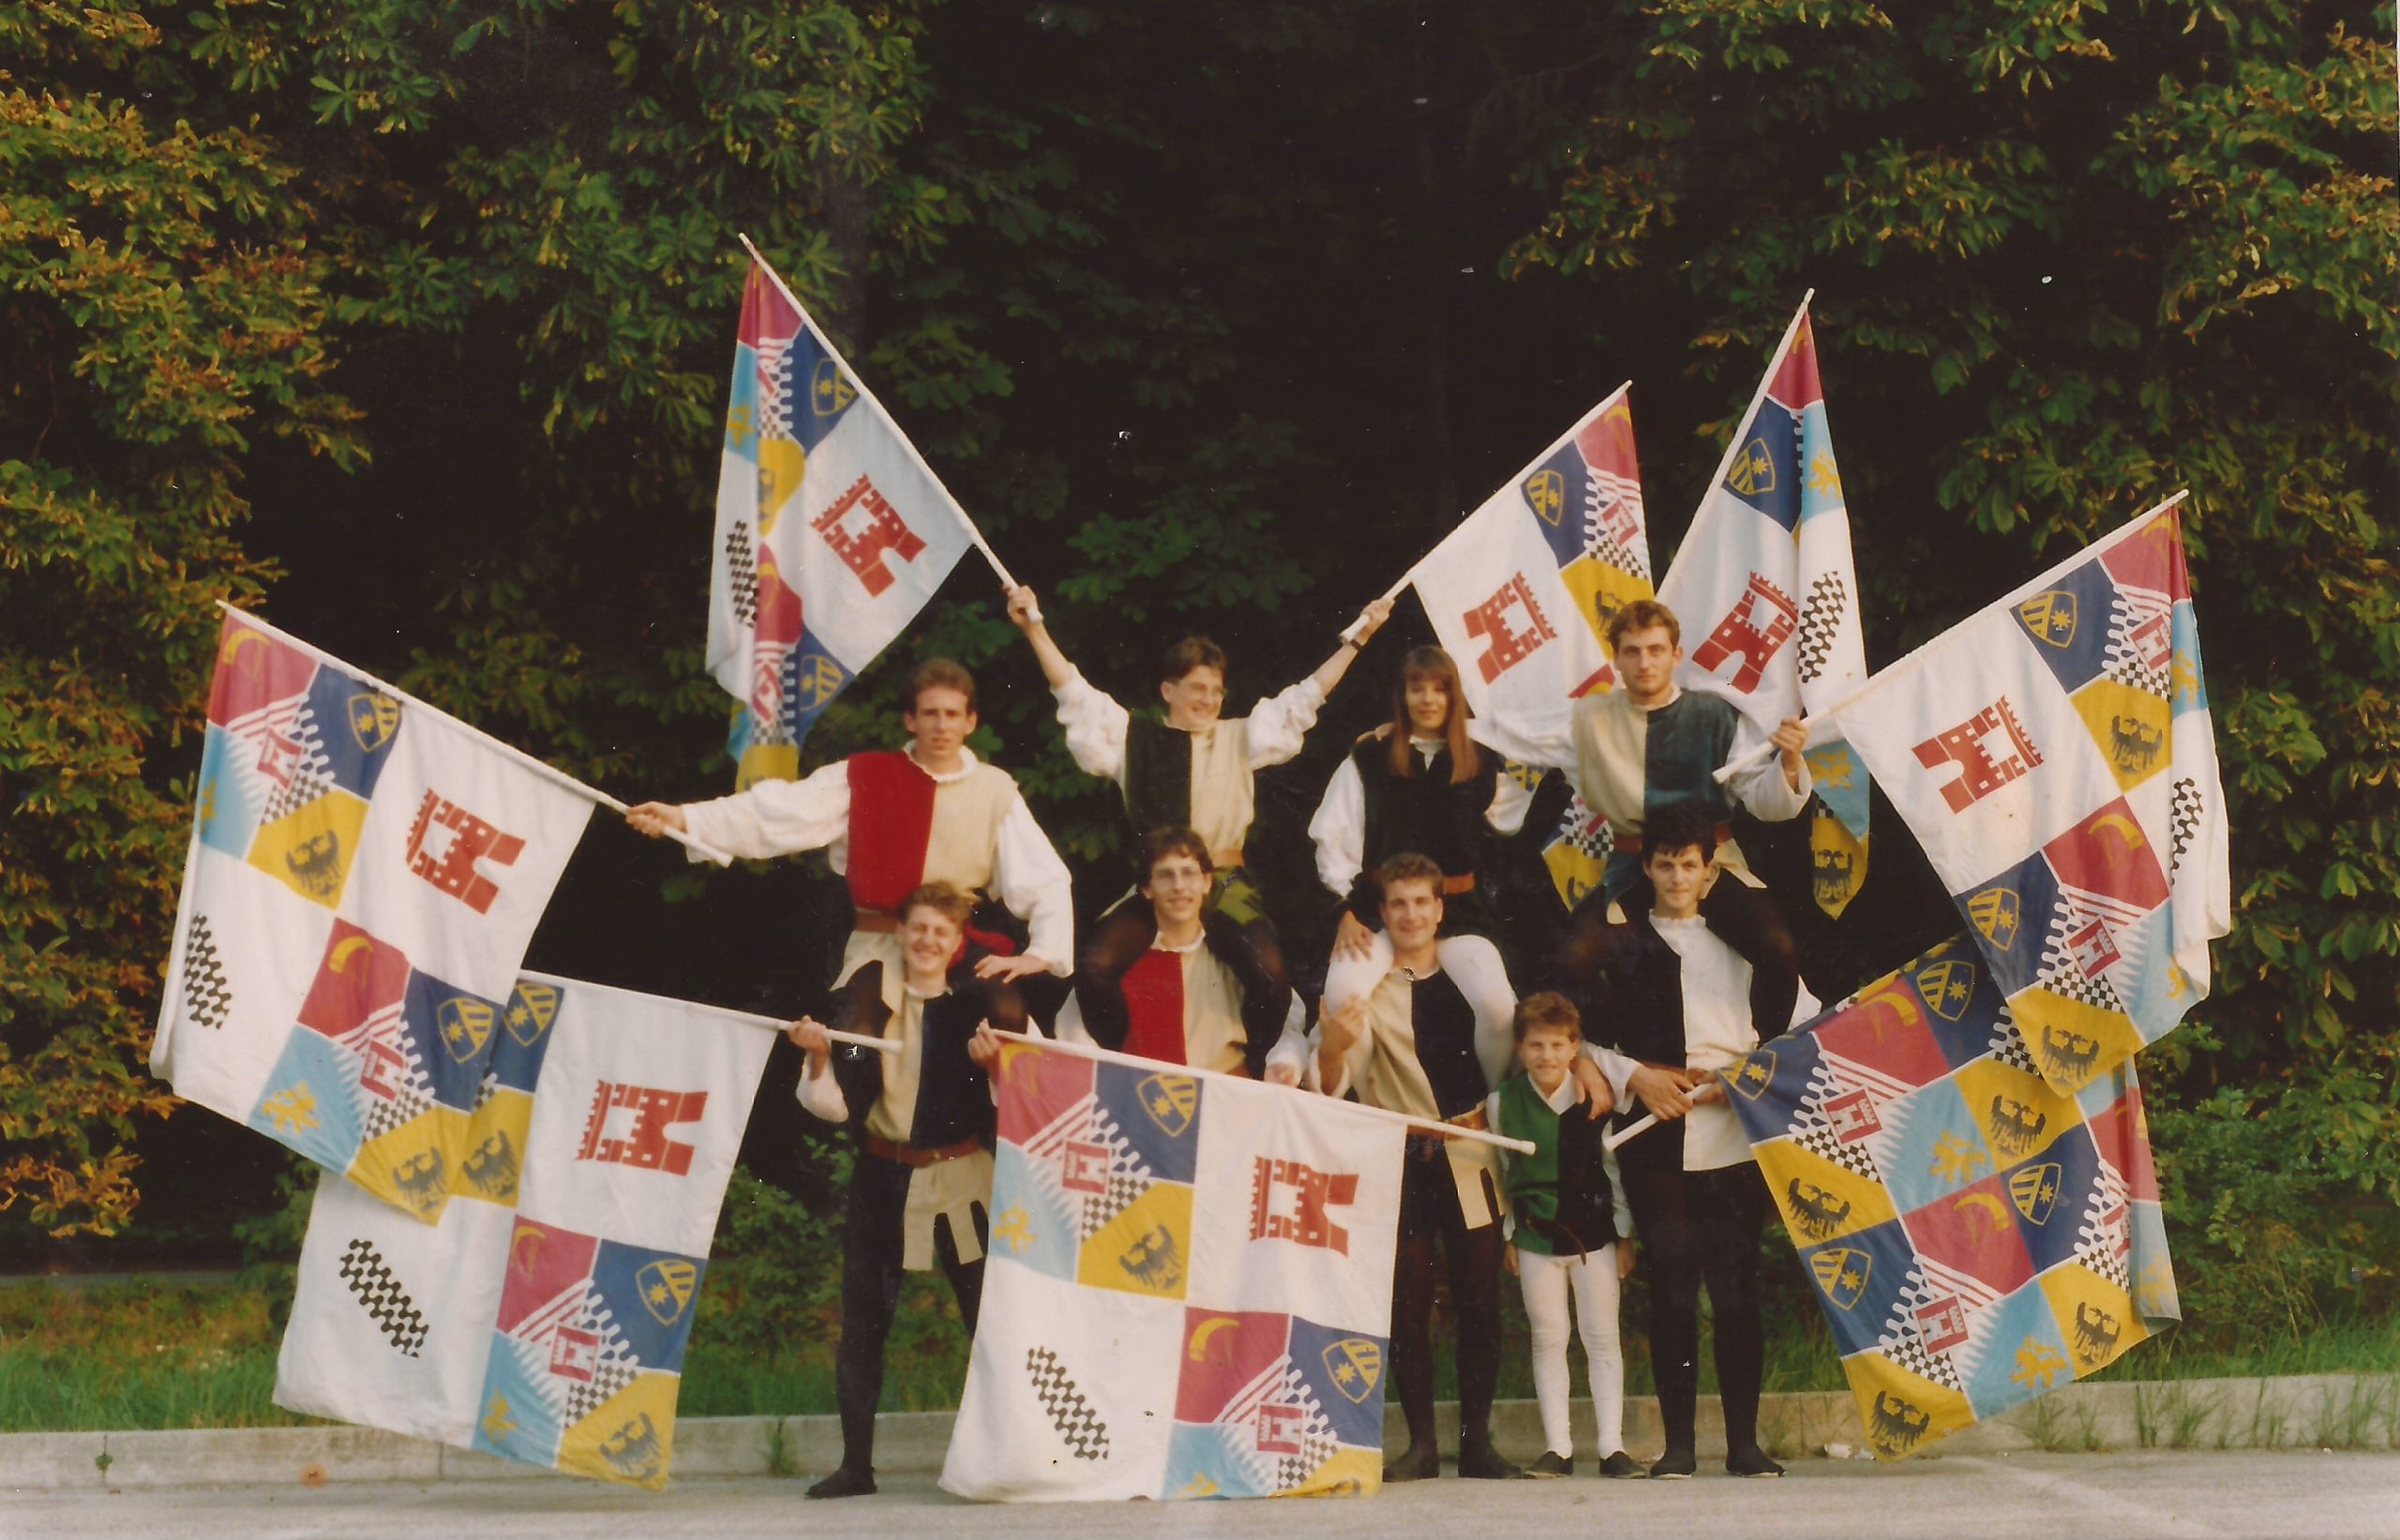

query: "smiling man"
(624, 657), (1072, 989)
(1055, 826), (1307, 1081)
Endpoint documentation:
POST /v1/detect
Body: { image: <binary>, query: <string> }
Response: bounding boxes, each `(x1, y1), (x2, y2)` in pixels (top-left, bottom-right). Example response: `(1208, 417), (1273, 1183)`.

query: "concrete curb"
(5, 1374), (2392, 1490)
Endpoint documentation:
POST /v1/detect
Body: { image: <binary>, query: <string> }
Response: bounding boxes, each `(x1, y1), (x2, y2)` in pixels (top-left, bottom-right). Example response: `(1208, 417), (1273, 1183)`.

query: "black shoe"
(1598, 1450), (1644, 1479)
(1649, 1446), (1697, 1479)
(1384, 1443), (1441, 1482)
(805, 1464), (877, 1499)
(1457, 1439), (1522, 1480)
(1526, 1450), (1574, 1478)
(1725, 1443), (1786, 1478)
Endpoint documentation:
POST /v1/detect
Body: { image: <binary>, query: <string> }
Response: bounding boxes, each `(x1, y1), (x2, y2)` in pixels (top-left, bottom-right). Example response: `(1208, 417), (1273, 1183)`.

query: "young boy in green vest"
(1490, 992), (1642, 1479)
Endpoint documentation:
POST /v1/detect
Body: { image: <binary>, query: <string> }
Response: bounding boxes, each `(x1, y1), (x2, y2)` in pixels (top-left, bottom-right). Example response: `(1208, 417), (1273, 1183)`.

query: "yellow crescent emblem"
(1187, 1315), (1241, 1363)
(509, 1222), (545, 1275)
(329, 934), (375, 972)
(2091, 812), (2146, 850)
(222, 625), (268, 671)
(1952, 1190), (2012, 1243)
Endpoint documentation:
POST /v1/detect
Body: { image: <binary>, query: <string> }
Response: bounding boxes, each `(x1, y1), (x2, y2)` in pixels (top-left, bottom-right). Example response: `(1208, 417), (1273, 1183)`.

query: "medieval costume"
(1307, 731), (1533, 934)
(1054, 915), (1306, 1078)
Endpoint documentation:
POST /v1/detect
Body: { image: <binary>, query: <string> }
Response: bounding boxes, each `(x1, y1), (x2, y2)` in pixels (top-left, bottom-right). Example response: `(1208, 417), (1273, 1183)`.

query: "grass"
(6, 1275), (2395, 1436)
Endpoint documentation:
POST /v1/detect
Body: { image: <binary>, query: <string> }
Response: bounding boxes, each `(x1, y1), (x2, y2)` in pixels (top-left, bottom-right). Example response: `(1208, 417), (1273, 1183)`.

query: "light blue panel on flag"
(1097, 1064), (1204, 1184)
(1811, 740), (1872, 837)
(1796, 402), (1842, 523)
(196, 724), (265, 858)
(2168, 602), (2206, 715)
(1869, 1078), (1984, 1215)
(724, 342), (762, 463)
(2100, 908), (2177, 1034)
(989, 1142), (1080, 1285)
(1955, 1282), (2075, 1417)
(1287, 1316), (1387, 1450)
(1162, 1422), (1269, 1500)
(590, 1239), (706, 1374)
(246, 1029), (365, 1173)
(2004, 1125), (2095, 1275)
(474, 1334), (565, 1467)
(2129, 1200), (2178, 1315)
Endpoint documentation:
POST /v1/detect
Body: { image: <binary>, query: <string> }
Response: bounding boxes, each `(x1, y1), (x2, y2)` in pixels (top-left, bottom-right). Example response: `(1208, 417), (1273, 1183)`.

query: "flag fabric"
(1409, 384), (1650, 770)
(1722, 934), (2179, 1460)
(941, 1037), (1406, 1502)
(1821, 502), (2229, 1092)
(153, 612), (594, 1221)
(1657, 300), (1872, 917)
(276, 974), (772, 1489)
(709, 258), (979, 787)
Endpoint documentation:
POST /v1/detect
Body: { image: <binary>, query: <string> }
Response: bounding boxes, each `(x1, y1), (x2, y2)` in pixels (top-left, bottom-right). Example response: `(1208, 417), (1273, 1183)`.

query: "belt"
(1611, 822), (1732, 857)
(854, 908), (898, 934)
(863, 1133), (982, 1168)
(1409, 1104), (1489, 1147)
(1440, 873), (1476, 896)
(1209, 848), (1246, 870)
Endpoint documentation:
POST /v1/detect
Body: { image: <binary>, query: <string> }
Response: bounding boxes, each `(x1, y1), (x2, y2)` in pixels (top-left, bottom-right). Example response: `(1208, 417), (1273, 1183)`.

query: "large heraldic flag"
(275, 975), (772, 1489)
(708, 259), (976, 787)
(152, 612), (593, 1221)
(942, 1038), (1406, 1503)
(1410, 383), (1650, 771)
(1724, 935), (2180, 1460)
(1822, 502), (2230, 1093)
(1657, 300), (1873, 918)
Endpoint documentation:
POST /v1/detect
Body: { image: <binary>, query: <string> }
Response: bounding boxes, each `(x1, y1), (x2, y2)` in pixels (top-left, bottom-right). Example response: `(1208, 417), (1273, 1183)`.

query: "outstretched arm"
(1005, 585), (1078, 690)
(1304, 598), (1394, 698)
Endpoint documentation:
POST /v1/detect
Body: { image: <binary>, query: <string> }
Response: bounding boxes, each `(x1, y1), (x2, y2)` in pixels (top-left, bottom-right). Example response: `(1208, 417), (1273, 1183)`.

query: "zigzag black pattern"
(1026, 1346), (1110, 1460)
(2168, 777), (2202, 874)
(1797, 573), (1847, 686)
(726, 522), (759, 627)
(339, 1238), (429, 1357)
(183, 916), (232, 1031)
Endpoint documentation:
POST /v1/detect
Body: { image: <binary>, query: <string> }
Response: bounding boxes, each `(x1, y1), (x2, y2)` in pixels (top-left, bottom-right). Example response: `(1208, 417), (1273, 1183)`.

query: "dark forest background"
(4, 0), (2392, 1336)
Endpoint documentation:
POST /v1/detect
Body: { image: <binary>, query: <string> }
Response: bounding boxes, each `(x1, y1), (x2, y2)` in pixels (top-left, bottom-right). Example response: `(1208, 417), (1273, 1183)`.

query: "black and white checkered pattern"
(339, 1237), (428, 1357)
(2075, 1165), (2134, 1291)
(725, 521), (759, 627)
(1552, 793), (1612, 862)
(1268, 1368), (1340, 1492)
(2101, 590), (2173, 697)
(1580, 471), (1649, 581)
(1878, 1273), (1963, 1394)
(1027, 1347), (1110, 1461)
(2168, 777), (2203, 875)
(182, 916), (232, 1031)
(1987, 1012), (2039, 1075)
(1796, 573), (1848, 686)
(1072, 1110), (1152, 1240)
(260, 704), (336, 821)
(1790, 1063), (1882, 1180)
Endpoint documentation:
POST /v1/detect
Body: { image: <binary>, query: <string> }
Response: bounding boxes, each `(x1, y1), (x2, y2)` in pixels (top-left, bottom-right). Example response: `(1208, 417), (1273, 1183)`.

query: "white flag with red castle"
(276, 973), (772, 1489)
(1658, 298), (1873, 918)
(153, 612), (593, 1222)
(1409, 384), (1650, 773)
(709, 255), (979, 787)
(942, 1037), (1405, 1502)
(1821, 500), (2229, 1094)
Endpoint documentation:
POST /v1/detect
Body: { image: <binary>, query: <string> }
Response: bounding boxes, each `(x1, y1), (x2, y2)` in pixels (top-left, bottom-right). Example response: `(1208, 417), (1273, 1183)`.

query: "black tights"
(1559, 875), (1799, 1039)
(1389, 1145), (1505, 1450)
(833, 1153), (987, 1473)
(1620, 1159), (1771, 1453)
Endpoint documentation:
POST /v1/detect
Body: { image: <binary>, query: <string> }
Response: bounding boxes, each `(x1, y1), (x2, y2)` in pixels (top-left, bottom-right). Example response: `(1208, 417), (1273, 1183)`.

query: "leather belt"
(1409, 1104), (1489, 1147)
(1209, 848), (1246, 870)
(863, 1133), (982, 1168)
(1440, 874), (1476, 896)
(853, 908), (898, 934)
(1612, 822), (1732, 857)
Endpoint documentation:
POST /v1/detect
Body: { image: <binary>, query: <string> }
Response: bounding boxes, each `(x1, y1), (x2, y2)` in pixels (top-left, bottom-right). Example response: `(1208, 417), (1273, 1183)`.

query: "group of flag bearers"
(627, 584), (1822, 1495)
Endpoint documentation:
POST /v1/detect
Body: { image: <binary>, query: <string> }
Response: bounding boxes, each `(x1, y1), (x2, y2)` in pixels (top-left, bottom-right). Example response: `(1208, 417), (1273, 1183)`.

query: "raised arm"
(1005, 585), (1078, 690)
(1726, 716), (1813, 821)
(1304, 597), (1395, 698)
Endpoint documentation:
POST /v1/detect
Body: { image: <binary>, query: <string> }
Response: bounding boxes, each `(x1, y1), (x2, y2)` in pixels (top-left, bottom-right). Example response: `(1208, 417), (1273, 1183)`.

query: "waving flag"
(1723, 936), (2179, 1459)
(153, 612), (593, 1221)
(942, 1037), (1404, 1502)
(709, 255), (980, 787)
(1658, 298), (1872, 916)
(1408, 384), (1649, 770)
(1822, 501), (2228, 1092)
(276, 974), (773, 1488)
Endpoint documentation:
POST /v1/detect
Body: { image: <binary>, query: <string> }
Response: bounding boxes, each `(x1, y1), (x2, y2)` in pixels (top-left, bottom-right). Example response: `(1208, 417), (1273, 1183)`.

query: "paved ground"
(14, 1451), (2399, 1540)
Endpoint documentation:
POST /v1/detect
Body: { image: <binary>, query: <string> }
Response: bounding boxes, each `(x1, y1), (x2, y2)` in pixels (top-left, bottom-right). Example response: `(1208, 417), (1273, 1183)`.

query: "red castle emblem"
(1912, 698), (2044, 813)
(406, 793), (526, 915)
(575, 1082), (708, 1176)
(1463, 574), (1558, 684)
(813, 473), (926, 597)
(1248, 1157), (1359, 1255)
(1689, 573), (1799, 693)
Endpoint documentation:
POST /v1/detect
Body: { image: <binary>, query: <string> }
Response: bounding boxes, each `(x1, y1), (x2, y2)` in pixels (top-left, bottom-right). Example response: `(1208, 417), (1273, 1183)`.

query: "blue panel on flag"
(1799, 1219), (1912, 1356)
(301, 666), (402, 800)
(1794, 402), (1842, 523)
(1902, 941), (2013, 1070)
(2005, 1124), (2096, 1274)
(1721, 401), (1803, 531)
(988, 1141), (1081, 1284)
(247, 1029), (365, 1173)
(475, 1334), (565, 1465)
(1952, 851), (2061, 999)
(1521, 442), (1592, 570)
(1096, 1063), (1202, 1184)
(196, 724), (264, 858)
(1287, 1316), (1387, 1449)
(775, 327), (859, 454)
(1957, 1284), (2074, 1416)
(488, 980), (564, 1093)
(2169, 601), (2207, 715)
(1871, 1078), (1983, 1216)
(724, 343), (762, 463)
(2008, 556), (2117, 694)
(778, 626), (853, 741)
(405, 969), (503, 1111)
(1162, 1423), (1266, 1500)
(591, 1239), (706, 1373)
